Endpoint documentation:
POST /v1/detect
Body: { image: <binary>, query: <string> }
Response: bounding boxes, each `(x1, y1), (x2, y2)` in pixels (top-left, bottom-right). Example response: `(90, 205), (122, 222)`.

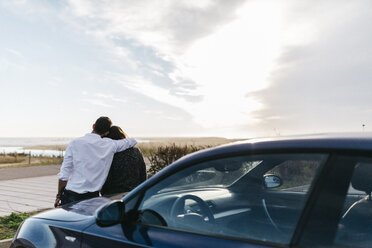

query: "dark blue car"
(11, 134), (372, 248)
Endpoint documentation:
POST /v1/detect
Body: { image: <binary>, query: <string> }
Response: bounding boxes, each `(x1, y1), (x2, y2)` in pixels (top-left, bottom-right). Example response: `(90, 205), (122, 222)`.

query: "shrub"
(147, 144), (209, 176)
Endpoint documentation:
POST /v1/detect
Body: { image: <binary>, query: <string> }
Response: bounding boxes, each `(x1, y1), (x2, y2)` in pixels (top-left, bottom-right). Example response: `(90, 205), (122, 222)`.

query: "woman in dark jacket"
(101, 126), (147, 196)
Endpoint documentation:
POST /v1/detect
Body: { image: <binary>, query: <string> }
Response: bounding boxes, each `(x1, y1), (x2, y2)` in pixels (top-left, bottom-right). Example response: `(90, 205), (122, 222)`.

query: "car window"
(266, 159), (321, 191)
(136, 153), (327, 245)
(158, 159), (261, 193)
(334, 159), (372, 248)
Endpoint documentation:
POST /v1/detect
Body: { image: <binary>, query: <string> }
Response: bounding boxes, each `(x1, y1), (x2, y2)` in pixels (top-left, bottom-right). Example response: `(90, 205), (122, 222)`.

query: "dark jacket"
(100, 147), (146, 196)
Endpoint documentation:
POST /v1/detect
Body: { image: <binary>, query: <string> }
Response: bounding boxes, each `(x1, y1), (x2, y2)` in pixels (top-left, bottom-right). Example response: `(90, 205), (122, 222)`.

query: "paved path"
(0, 159), (151, 217)
(0, 165), (60, 216)
(0, 175), (56, 216)
(0, 164), (60, 181)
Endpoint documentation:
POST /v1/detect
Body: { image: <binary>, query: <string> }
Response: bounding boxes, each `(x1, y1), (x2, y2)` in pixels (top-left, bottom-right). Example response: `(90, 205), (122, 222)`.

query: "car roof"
(126, 133), (372, 199)
(177, 133), (372, 164)
(237, 133), (372, 150)
(229, 133), (372, 150)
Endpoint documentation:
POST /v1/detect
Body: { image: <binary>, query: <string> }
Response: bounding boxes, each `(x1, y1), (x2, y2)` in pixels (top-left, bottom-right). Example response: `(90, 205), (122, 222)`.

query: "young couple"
(55, 116), (146, 207)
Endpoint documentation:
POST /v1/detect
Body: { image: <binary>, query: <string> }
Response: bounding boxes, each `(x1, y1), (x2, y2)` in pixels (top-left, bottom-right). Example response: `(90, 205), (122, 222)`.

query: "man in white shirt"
(55, 117), (137, 207)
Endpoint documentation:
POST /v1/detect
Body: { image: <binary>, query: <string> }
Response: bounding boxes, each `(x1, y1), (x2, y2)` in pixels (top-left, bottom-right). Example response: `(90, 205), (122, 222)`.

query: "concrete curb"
(0, 239), (12, 248)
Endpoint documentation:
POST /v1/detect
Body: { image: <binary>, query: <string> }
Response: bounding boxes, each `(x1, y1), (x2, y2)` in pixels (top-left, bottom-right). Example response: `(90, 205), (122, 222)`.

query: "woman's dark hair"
(107, 126), (127, 140)
(94, 116), (112, 135)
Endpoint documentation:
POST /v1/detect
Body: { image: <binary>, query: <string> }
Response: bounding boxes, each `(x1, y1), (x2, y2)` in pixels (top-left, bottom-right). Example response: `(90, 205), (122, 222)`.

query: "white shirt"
(57, 133), (137, 193)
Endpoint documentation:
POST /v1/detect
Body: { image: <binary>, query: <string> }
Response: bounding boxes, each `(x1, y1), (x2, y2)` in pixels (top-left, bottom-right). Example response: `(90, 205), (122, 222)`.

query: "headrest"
(351, 163), (372, 194)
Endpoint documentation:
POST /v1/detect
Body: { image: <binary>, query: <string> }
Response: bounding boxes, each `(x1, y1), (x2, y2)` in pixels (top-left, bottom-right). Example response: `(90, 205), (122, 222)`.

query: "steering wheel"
(170, 194), (215, 228)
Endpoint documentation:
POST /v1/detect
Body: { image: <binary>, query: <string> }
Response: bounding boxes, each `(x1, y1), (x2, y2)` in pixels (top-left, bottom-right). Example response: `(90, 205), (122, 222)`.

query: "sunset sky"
(1, 0), (372, 138)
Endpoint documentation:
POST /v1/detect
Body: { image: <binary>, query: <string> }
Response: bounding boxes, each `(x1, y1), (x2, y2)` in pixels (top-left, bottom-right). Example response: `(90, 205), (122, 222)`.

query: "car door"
(82, 152), (329, 248)
(297, 153), (372, 248)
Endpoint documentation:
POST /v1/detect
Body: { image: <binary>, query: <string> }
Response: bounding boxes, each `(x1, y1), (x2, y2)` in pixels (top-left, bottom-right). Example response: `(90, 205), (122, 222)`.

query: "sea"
(0, 137), (149, 157)
(0, 137), (73, 157)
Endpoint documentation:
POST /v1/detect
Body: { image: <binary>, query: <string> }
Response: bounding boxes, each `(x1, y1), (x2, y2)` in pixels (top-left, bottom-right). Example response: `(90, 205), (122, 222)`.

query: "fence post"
(29, 151), (31, 164)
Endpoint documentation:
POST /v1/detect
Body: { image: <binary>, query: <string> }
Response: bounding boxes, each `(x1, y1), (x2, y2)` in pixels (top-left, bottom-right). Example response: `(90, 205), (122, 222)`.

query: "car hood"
(33, 196), (118, 222)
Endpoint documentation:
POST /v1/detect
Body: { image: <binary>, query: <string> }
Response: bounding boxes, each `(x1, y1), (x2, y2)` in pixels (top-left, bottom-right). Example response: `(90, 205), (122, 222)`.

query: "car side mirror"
(95, 200), (125, 227)
(263, 174), (282, 189)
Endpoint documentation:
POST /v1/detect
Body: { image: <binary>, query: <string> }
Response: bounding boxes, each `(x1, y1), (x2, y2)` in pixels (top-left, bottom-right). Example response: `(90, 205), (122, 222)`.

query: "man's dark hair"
(94, 116), (112, 135)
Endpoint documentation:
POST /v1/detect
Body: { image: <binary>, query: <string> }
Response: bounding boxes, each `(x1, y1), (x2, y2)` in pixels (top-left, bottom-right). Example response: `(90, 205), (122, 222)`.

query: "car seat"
(338, 163), (372, 244)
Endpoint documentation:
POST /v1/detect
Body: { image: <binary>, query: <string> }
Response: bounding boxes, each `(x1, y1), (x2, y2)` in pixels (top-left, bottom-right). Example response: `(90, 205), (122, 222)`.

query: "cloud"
(118, 73), (263, 132)
(64, 0), (247, 100)
(82, 98), (112, 108)
(0, 0), (54, 18)
(252, 0), (372, 135)
(81, 92), (127, 108)
(1, 0), (370, 138)
(119, 74), (190, 110)
(95, 93), (127, 103)
(5, 48), (23, 58)
(63, 0), (284, 137)
(82, 95), (113, 108)
(66, 0), (246, 54)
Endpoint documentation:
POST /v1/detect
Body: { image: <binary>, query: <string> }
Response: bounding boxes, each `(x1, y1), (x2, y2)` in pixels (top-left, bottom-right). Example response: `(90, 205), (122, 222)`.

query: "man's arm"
(55, 144), (73, 207)
(114, 138), (137, 153)
(54, 179), (67, 207)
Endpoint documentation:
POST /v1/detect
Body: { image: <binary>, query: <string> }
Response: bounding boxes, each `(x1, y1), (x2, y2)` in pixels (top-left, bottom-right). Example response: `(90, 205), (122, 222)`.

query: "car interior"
(135, 153), (327, 244)
(335, 162), (372, 247)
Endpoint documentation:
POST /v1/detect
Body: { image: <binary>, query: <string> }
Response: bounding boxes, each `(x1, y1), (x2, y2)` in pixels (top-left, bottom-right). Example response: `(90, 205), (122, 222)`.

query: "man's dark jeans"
(60, 189), (99, 206)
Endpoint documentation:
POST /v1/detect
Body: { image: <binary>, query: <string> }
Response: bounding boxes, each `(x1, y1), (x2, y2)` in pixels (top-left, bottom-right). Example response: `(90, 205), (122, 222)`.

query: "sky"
(1, 0), (372, 138)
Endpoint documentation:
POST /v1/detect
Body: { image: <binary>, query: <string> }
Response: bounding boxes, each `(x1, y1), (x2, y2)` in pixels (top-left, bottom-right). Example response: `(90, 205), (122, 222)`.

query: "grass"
(137, 137), (240, 157)
(0, 138), (241, 169)
(0, 210), (47, 240)
(0, 154), (63, 169)
(25, 145), (67, 151)
(0, 157), (26, 164)
(0, 162), (62, 169)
